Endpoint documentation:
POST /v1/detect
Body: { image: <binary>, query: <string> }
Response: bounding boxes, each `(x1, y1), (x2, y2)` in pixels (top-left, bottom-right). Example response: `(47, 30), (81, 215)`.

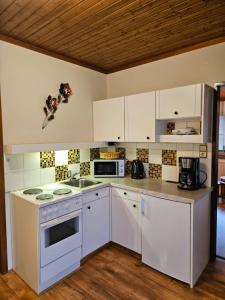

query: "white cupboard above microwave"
(93, 83), (214, 144)
(156, 84), (202, 120)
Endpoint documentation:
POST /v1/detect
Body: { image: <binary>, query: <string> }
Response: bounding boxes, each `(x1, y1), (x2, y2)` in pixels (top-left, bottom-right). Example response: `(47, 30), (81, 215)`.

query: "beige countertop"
(85, 176), (213, 204)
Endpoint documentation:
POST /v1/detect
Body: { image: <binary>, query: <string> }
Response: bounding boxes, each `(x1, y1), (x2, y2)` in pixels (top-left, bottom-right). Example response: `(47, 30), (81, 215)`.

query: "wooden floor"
(1, 245), (225, 299)
(217, 202), (225, 258)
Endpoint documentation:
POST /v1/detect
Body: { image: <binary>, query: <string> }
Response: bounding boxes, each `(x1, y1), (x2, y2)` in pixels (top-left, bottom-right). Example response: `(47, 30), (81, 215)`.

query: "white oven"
(40, 209), (82, 267)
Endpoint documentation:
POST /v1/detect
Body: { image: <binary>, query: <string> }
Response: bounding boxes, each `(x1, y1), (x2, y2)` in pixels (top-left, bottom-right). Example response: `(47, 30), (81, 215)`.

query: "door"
(83, 197), (110, 257)
(156, 84), (202, 119)
(141, 195), (191, 283)
(125, 92), (156, 142)
(112, 196), (141, 253)
(93, 97), (125, 141)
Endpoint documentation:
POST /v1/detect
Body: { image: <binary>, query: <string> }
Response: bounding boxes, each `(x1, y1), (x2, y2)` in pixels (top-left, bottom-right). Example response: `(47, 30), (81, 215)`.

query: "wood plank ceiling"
(0, 0), (225, 74)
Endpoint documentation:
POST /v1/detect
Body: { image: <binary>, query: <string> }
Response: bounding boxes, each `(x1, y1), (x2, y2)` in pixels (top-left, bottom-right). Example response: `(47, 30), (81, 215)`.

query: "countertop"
(84, 176), (213, 204)
(12, 177), (213, 206)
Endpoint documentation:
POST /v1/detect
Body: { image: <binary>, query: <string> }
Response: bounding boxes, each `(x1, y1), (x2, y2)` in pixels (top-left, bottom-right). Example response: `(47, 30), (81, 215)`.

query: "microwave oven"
(93, 160), (125, 177)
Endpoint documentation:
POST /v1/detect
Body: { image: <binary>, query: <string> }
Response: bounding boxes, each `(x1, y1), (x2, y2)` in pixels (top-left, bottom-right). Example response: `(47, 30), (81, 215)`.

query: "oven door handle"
(40, 209), (82, 230)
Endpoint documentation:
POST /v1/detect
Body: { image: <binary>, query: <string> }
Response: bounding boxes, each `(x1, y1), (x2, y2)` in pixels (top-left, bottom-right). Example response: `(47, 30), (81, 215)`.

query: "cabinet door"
(93, 97), (124, 141)
(141, 195), (191, 283)
(83, 196), (110, 257)
(112, 196), (141, 253)
(125, 92), (156, 142)
(157, 84), (202, 119)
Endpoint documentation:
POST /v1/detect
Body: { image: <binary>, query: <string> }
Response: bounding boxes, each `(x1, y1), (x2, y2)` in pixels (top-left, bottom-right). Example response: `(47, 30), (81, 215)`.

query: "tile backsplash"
(4, 147), (101, 192)
(4, 142), (212, 192)
(117, 142), (212, 186)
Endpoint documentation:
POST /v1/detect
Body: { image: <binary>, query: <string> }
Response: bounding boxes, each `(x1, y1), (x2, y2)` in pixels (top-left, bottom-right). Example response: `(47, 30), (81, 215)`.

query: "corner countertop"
(84, 176), (213, 204)
(12, 177), (213, 206)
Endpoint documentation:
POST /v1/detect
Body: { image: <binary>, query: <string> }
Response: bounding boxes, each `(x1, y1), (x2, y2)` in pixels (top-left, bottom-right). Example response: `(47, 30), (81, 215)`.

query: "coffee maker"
(178, 157), (207, 190)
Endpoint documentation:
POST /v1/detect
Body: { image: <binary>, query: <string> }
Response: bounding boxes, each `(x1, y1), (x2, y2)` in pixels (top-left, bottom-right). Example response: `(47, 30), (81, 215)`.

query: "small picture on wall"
(42, 83), (73, 129)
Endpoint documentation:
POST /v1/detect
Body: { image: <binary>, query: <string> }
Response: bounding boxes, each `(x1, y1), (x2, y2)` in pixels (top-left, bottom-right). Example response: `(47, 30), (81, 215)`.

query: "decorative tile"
(90, 148), (100, 161)
(68, 149), (80, 164)
(40, 151), (55, 168)
(149, 164), (162, 179)
(116, 147), (126, 159)
(126, 160), (132, 175)
(162, 150), (177, 166)
(167, 122), (175, 134)
(80, 162), (90, 176)
(55, 165), (69, 182)
(137, 148), (149, 163)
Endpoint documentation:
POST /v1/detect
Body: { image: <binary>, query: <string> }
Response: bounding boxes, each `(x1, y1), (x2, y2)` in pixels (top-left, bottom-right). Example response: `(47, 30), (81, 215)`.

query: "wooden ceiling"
(0, 0), (225, 74)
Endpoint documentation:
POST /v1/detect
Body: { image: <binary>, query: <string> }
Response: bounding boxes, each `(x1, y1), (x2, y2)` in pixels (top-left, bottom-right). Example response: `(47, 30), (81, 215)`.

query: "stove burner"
(53, 188), (72, 195)
(23, 188), (43, 195)
(36, 194), (53, 200)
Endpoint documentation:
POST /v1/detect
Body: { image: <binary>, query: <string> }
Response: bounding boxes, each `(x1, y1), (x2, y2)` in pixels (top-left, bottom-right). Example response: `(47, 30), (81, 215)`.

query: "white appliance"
(93, 159), (125, 177)
(12, 184), (82, 294)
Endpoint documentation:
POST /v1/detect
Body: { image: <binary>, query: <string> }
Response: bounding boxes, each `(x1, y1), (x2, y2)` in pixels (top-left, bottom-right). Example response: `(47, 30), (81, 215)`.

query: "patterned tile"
(116, 147), (126, 159)
(126, 160), (132, 175)
(167, 122), (175, 134)
(55, 165), (69, 181)
(136, 148), (149, 163)
(90, 148), (100, 161)
(80, 162), (90, 176)
(68, 149), (80, 164)
(149, 163), (162, 179)
(162, 150), (177, 166)
(40, 151), (55, 168)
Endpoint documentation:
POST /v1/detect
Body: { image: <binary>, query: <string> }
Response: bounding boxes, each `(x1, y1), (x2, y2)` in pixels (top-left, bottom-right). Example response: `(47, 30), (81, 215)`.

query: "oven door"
(94, 160), (118, 177)
(40, 209), (82, 267)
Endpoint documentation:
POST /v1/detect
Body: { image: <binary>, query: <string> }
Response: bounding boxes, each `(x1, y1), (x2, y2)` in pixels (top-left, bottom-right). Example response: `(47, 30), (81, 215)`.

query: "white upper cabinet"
(125, 92), (156, 142)
(156, 84), (202, 120)
(93, 97), (125, 142)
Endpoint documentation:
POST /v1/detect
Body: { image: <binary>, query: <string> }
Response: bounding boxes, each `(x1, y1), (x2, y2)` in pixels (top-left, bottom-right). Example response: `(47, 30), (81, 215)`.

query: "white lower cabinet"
(141, 195), (191, 283)
(111, 188), (141, 253)
(82, 191), (110, 257)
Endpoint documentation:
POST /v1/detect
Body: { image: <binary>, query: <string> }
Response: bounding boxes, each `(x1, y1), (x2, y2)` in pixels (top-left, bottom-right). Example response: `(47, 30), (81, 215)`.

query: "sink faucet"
(71, 172), (80, 180)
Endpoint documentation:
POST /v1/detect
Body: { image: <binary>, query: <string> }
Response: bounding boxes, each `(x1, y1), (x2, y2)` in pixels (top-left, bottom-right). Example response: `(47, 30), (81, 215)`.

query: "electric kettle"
(131, 159), (145, 179)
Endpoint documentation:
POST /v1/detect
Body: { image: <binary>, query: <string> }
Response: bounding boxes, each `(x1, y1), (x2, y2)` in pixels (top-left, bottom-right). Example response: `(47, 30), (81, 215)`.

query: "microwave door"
(94, 161), (117, 177)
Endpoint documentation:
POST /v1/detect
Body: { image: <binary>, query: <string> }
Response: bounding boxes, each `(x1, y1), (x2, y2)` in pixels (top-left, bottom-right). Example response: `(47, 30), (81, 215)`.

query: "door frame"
(0, 94), (8, 273)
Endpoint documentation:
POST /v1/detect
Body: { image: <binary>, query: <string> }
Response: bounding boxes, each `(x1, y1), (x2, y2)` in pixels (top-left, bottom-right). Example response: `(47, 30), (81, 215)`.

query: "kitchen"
(0, 1), (225, 299)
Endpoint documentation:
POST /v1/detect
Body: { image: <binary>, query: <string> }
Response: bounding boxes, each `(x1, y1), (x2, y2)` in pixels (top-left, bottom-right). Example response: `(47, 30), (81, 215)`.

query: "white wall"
(107, 42), (225, 98)
(0, 41), (106, 145)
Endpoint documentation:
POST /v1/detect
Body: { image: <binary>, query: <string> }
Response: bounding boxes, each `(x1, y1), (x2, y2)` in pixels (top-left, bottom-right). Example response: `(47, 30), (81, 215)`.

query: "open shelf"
(159, 135), (202, 143)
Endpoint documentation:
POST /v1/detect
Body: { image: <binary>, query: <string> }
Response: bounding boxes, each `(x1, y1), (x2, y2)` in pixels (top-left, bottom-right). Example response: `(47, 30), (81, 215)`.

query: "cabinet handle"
(96, 193), (99, 196)
(87, 206), (91, 210)
(141, 198), (145, 215)
(146, 136), (150, 140)
(124, 192), (127, 195)
(117, 137), (120, 140)
(133, 204), (136, 208)
(174, 111), (178, 115)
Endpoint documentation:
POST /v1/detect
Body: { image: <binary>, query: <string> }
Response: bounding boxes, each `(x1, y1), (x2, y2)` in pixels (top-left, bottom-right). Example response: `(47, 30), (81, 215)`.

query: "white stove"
(12, 183), (83, 294)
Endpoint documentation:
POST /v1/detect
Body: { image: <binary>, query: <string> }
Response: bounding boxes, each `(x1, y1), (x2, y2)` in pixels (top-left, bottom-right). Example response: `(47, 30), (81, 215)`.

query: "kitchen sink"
(63, 178), (101, 189)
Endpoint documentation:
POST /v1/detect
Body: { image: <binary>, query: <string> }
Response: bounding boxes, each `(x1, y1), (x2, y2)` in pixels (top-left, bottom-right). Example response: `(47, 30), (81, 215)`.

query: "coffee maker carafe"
(178, 157), (207, 190)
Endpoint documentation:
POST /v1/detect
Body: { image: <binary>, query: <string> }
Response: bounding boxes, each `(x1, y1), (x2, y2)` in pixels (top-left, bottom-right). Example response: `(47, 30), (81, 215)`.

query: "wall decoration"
(42, 83), (73, 129)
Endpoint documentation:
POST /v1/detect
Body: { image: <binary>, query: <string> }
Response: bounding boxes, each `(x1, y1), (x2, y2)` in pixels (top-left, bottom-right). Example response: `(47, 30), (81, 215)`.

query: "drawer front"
(40, 247), (81, 283)
(39, 196), (82, 223)
(82, 187), (110, 204)
(111, 187), (139, 201)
